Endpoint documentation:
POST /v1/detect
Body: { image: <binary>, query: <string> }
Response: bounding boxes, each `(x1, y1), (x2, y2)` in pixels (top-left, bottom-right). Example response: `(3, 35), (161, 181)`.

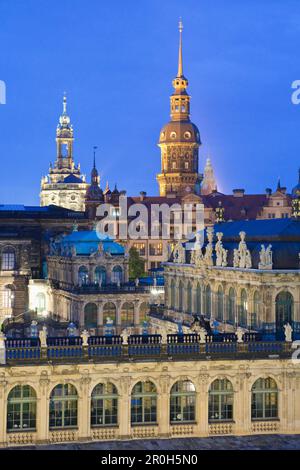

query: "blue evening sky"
(0, 0), (300, 204)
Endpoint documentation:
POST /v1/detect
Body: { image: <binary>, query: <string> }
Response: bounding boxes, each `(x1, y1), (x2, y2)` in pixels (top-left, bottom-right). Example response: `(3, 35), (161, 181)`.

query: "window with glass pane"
(228, 288), (236, 323)
(78, 266), (88, 285)
(186, 283), (192, 314)
(3, 286), (14, 308)
(131, 381), (157, 425)
(49, 384), (78, 429)
(2, 247), (15, 270)
(251, 378), (278, 420)
(170, 380), (196, 423)
(91, 383), (118, 427)
(7, 385), (37, 432)
(112, 266), (122, 284)
(170, 280), (175, 308)
(205, 285), (211, 318)
(239, 289), (247, 327)
(217, 286), (224, 321)
(95, 266), (107, 285)
(208, 379), (234, 422)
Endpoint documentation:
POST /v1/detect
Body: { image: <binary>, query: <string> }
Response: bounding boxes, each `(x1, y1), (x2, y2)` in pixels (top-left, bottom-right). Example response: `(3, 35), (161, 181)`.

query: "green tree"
(129, 247), (145, 279)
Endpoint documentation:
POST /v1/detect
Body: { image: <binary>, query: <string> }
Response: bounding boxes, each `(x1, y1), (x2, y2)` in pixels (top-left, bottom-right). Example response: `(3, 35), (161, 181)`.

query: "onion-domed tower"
(157, 21), (202, 197)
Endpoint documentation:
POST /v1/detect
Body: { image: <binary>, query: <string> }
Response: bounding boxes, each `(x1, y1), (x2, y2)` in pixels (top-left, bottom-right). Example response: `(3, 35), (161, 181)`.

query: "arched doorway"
(275, 291), (294, 338)
(84, 303), (98, 329)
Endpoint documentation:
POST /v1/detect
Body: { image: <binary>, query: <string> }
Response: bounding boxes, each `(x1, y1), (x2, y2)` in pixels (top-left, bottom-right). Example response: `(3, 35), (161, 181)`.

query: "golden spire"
(177, 19), (183, 77)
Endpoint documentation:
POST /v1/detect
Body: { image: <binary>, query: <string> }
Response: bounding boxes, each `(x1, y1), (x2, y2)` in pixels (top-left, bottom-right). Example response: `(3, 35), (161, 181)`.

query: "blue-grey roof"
(57, 229), (125, 256)
(63, 174), (84, 184)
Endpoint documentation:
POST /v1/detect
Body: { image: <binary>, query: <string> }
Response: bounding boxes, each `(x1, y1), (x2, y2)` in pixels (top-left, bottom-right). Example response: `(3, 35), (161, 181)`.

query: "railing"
(67, 283), (160, 295)
(47, 336), (83, 359)
(5, 337), (41, 361)
(2, 334), (293, 365)
(128, 334), (162, 356)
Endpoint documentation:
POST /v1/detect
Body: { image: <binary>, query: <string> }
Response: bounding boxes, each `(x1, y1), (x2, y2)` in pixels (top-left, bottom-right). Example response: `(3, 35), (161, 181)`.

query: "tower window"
(170, 132), (177, 139)
(184, 131), (191, 139)
(185, 162), (189, 169)
(172, 162), (176, 169)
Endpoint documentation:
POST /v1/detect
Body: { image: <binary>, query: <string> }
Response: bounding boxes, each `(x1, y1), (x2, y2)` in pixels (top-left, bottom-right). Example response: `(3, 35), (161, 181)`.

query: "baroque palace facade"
(0, 23), (299, 448)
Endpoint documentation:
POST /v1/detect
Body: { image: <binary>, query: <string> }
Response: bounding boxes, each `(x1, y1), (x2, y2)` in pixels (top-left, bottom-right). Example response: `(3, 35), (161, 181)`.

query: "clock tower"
(157, 21), (202, 197)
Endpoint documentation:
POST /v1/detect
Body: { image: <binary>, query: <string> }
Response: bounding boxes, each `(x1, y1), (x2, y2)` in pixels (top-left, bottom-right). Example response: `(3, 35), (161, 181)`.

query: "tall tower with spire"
(156, 20), (202, 197)
(40, 95), (89, 211)
(201, 157), (217, 195)
(85, 146), (104, 218)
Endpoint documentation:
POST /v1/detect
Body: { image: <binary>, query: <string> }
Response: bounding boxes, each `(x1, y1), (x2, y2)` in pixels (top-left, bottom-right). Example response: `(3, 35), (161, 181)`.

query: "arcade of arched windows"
(166, 276), (299, 328)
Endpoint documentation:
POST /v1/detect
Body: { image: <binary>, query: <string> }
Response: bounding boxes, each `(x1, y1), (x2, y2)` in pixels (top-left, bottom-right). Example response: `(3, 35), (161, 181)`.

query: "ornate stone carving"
(233, 231), (252, 268)
(215, 232), (228, 267)
(39, 326), (48, 348)
(284, 323), (293, 342)
(258, 244), (273, 270)
(204, 227), (214, 266)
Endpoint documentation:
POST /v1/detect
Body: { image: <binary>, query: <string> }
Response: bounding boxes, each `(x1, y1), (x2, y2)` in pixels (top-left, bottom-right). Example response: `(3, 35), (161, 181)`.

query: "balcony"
(3, 333), (293, 366)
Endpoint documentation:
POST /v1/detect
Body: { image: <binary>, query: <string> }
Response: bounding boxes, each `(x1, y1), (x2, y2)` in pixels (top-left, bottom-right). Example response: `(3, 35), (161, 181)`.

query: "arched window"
(121, 302), (134, 327)
(170, 279), (175, 309)
(103, 302), (116, 325)
(228, 288), (236, 324)
(78, 266), (89, 286)
(217, 286), (224, 322)
(276, 291), (294, 332)
(84, 303), (98, 329)
(131, 381), (157, 425)
(95, 266), (107, 286)
(178, 281), (183, 311)
(186, 282), (192, 314)
(251, 378), (278, 420)
(208, 379), (234, 422)
(91, 383), (118, 427)
(139, 302), (149, 324)
(170, 380), (196, 423)
(7, 385), (37, 432)
(195, 283), (201, 315)
(205, 285), (211, 318)
(2, 246), (16, 271)
(251, 291), (260, 329)
(3, 285), (14, 309)
(36, 292), (46, 314)
(239, 289), (247, 327)
(49, 384), (78, 429)
(112, 266), (123, 284)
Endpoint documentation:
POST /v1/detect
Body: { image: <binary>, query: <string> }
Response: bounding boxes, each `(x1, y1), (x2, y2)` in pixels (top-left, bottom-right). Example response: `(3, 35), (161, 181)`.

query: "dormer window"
(184, 131), (191, 139)
(170, 132), (177, 139)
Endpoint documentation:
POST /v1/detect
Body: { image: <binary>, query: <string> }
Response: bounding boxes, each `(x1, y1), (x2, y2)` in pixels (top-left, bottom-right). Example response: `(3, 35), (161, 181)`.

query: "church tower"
(85, 147), (104, 219)
(157, 21), (202, 197)
(40, 95), (89, 211)
(201, 157), (217, 195)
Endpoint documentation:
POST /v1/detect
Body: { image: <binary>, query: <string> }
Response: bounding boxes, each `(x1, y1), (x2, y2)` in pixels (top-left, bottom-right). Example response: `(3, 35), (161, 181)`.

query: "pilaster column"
(37, 376), (50, 443)
(78, 375), (91, 440)
(197, 373), (209, 436)
(118, 377), (131, 439)
(97, 303), (103, 328)
(158, 376), (170, 437)
(234, 373), (250, 435)
(0, 379), (7, 445)
(134, 301), (140, 326)
(116, 300), (122, 327)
